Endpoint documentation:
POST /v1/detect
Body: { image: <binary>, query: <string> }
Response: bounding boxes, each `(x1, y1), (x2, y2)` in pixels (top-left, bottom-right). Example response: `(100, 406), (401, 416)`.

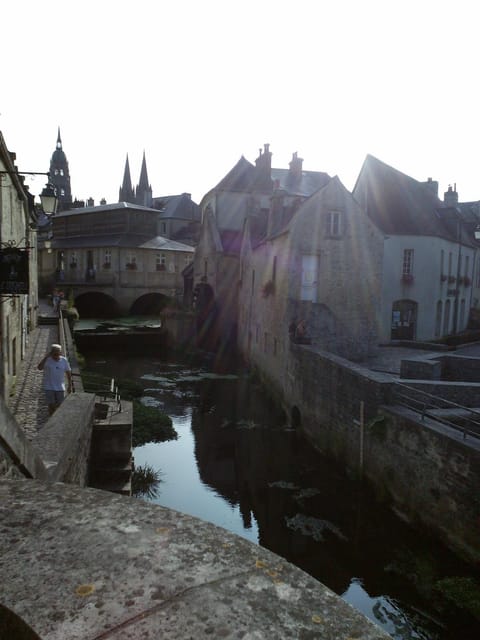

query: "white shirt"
(42, 356), (71, 391)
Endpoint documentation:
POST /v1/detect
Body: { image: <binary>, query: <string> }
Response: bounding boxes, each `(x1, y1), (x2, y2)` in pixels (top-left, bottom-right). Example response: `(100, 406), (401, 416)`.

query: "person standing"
(37, 344), (72, 415)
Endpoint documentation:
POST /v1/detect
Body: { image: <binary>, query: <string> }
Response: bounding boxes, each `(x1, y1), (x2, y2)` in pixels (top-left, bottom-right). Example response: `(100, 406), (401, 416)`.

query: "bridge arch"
(129, 293), (171, 315)
(74, 292), (120, 318)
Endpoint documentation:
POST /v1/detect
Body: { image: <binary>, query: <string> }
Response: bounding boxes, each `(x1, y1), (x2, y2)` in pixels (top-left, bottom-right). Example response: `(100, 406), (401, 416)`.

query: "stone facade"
(38, 202), (194, 313)
(238, 177), (384, 387)
(0, 131), (39, 401)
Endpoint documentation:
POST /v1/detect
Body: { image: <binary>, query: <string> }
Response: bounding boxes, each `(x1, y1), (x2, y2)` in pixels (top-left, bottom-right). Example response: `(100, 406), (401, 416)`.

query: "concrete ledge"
(33, 393), (96, 484)
(0, 479), (389, 640)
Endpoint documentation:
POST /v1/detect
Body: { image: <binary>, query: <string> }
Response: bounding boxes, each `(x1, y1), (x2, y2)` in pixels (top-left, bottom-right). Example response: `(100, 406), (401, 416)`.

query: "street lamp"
(39, 183), (58, 216)
(0, 170), (58, 217)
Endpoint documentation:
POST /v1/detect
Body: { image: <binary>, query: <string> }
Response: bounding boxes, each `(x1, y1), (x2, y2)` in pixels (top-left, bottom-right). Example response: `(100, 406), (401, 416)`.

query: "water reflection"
(84, 354), (480, 640)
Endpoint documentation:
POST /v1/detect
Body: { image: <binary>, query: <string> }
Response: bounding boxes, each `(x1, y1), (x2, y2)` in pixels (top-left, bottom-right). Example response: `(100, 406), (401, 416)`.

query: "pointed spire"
(119, 154), (135, 203)
(138, 151), (150, 189)
(135, 151), (152, 207)
(56, 126), (62, 150)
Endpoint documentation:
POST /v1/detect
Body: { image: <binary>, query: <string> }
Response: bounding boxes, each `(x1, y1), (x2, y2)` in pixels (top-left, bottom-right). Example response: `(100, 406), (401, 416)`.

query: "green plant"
(435, 577), (480, 620)
(132, 464), (162, 499)
(132, 400), (177, 447)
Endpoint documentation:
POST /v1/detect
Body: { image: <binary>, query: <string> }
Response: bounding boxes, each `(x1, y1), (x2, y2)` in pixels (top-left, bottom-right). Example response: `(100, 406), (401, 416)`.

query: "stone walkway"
(8, 301), (59, 439)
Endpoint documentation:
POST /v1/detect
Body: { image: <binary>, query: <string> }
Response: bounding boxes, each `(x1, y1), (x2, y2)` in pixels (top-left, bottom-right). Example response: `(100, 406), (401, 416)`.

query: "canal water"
(81, 347), (480, 640)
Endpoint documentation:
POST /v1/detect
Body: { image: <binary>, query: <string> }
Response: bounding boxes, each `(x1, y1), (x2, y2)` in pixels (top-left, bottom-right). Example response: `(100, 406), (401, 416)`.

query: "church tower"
(135, 151), (153, 207)
(49, 127), (72, 212)
(119, 154), (135, 203)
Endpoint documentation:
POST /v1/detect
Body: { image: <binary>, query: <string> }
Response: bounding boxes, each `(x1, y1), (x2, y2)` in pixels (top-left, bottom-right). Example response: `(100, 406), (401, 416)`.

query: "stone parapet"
(0, 478), (389, 640)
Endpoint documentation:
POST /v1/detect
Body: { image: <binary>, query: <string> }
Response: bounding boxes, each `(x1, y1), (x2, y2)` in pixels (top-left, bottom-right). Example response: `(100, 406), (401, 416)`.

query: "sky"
(1, 0), (479, 207)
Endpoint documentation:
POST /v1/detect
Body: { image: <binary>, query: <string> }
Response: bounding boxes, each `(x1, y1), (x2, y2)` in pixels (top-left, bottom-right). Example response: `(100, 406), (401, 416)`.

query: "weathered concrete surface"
(0, 479), (390, 640)
(33, 393), (96, 484)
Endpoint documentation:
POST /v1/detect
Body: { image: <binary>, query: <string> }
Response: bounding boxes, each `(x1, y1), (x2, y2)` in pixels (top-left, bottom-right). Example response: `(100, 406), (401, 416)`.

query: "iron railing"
(392, 382), (480, 441)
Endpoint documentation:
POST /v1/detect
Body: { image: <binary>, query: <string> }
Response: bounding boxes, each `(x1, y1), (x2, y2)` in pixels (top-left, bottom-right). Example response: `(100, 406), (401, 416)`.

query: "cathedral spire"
(135, 151), (152, 207)
(119, 154), (135, 203)
(56, 126), (62, 150)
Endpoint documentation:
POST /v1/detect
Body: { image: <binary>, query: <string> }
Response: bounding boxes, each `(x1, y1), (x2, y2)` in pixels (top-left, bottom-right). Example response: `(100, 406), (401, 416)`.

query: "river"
(80, 343), (480, 640)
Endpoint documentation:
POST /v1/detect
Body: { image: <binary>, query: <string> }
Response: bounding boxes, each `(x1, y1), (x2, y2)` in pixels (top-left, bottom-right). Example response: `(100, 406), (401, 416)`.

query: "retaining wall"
(252, 343), (480, 562)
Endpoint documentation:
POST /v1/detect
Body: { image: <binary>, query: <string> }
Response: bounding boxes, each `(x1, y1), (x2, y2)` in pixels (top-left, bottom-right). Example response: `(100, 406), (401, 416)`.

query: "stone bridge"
(51, 271), (181, 316)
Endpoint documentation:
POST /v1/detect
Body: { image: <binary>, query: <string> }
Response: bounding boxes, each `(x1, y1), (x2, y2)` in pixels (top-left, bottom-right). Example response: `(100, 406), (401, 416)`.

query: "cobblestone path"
(8, 302), (59, 440)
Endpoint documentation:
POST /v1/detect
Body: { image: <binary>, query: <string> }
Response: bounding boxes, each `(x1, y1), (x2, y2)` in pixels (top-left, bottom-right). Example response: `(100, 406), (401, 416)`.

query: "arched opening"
(291, 405), (302, 429)
(130, 293), (171, 315)
(74, 292), (120, 318)
(391, 299), (417, 340)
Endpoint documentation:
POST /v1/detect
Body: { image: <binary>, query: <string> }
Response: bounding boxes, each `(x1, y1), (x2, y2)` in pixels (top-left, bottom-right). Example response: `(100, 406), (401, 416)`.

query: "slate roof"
(211, 156), (330, 199)
(57, 202), (160, 217)
(213, 156), (257, 192)
(50, 234), (194, 252)
(353, 155), (474, 245)
(152, 193), (200, 221)
(271, 168), (330, 198)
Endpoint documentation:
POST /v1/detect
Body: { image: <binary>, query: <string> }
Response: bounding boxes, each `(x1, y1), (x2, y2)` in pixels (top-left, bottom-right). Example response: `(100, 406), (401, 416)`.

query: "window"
(104, 249), (111, 268)
(326, 211), (341, 237)
(465, 255), (470, 278)
(448, 252), (453, 278)
(440, 250), (444, 276)
(156, 253), (166, 271)
(161, 222), (167, 234)
(272, 255), (277, 284)
(402, 249), (414, 275)
(126, 254), (137, 269)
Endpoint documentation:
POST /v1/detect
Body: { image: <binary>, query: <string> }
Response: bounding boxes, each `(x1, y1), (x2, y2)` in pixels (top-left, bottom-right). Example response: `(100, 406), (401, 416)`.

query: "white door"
(301, 255), (318, 302)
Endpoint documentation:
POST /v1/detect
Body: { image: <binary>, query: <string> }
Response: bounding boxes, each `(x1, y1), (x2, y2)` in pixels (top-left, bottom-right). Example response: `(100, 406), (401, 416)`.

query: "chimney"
(289, 152), (303, 179)
(422, 177), (438, 197)
(87, 197), (95, 207)
(444, 184), (458, 207)
(254, 143), (273, 190)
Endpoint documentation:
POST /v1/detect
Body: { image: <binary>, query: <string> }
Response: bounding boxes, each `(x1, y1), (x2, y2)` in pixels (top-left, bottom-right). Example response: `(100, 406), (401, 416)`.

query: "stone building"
(0, 131), (39, 400)
(38, 202), (194, 316)
(193, 144), (330, 351)
(353, 155), (478, 341)
(238, 176), (384, 380)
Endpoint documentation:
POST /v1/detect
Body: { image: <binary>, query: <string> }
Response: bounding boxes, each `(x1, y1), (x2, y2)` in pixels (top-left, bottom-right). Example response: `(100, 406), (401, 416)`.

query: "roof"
(213, 156), (257, 192)
(271, 168), (330, 197)
(152, 193), (200, 221)
(353, 155), (474, 245)
(49, 234), (194, 252)
(56, 202), (161, 217)
(210, 156), (330, 199)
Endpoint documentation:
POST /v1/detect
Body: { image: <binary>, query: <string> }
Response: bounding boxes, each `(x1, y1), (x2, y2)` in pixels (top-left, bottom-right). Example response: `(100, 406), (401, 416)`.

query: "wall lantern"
(39, 183), (59, 216)
(0, 170), (58, 217)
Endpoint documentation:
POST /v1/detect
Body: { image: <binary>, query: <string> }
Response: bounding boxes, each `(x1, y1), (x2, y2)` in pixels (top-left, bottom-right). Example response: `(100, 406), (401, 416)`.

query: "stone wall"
(251, 343), (480, 562)
(364, 406), (480, 563)
(34, 392), (96, 485)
